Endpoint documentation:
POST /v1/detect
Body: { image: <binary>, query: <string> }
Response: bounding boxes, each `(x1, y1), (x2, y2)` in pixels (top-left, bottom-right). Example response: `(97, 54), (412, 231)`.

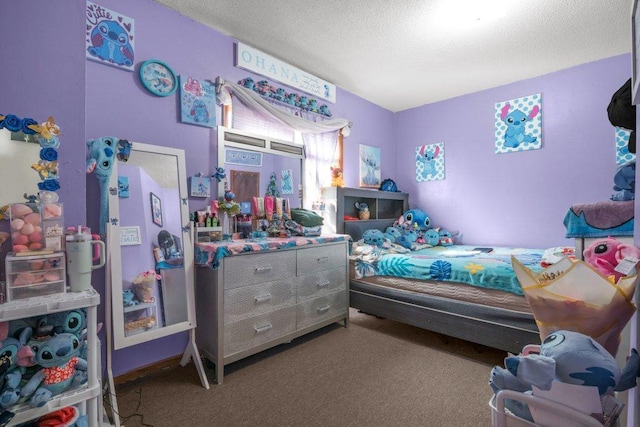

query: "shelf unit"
(123, 300), (158, 337)
(321, 187), (409, 241)
(0, 288), (101, 426)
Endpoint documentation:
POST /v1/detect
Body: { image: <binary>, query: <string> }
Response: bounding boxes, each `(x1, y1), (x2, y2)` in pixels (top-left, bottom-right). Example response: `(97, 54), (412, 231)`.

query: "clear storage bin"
(5, 251), (66, 301)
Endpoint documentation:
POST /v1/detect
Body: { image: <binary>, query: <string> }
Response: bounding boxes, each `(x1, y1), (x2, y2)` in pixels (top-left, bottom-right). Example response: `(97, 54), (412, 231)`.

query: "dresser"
(195, 237), (349, 384)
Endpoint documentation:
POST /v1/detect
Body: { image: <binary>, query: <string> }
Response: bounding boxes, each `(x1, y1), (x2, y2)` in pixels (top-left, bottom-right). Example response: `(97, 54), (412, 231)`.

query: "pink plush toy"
(583, 237), (640, 281)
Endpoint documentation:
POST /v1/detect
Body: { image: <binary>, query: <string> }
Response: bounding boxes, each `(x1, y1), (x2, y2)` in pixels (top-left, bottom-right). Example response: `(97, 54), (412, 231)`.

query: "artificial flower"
(0, 114), (21, 132)
(38, 179), (60, 192)
(40, 147), (58, 162)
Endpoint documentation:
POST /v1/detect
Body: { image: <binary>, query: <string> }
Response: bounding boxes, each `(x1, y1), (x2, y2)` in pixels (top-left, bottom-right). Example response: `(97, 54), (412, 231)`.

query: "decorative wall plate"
(139, 59), (178, 96)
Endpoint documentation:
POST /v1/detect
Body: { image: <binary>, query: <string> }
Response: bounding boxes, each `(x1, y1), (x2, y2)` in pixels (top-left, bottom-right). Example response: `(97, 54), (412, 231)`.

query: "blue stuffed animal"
(423, 229), (440, 246)
(489, 330), (640, 422)
(438, 229), (454, 246)
(20, 333), (87, 408)
(0, 327), (33, 410)
(400, 209), (431, 231)
(87, 137), (130, 238)
(383, 226), (402, 243)
(362, 229), (386, 247)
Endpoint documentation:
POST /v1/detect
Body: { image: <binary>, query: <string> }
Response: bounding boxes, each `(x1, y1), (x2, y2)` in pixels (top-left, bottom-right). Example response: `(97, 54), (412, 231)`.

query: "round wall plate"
(139, 59), (178, 97)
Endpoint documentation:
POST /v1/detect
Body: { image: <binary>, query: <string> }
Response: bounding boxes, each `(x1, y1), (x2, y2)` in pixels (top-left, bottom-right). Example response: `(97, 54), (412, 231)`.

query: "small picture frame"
(189, 175), (211, 198)
(150, 192), (163, 227)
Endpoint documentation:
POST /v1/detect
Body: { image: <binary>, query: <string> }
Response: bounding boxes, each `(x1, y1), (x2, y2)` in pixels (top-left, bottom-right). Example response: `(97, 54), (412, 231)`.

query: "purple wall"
(2, 0), (632, 378)
(394, 55), (631, 248)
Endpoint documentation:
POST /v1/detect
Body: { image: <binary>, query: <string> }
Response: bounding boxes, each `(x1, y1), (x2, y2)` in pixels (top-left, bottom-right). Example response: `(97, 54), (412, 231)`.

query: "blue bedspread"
(350, 244), (547, 296)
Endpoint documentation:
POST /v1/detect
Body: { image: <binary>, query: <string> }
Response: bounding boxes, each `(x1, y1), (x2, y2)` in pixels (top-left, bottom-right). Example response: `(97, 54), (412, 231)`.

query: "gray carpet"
(113, 308), (506, 426)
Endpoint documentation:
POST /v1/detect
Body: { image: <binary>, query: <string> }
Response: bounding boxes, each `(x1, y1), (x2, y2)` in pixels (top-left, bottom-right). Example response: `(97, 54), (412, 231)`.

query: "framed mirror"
(107, 142), (196, 350)
(217, 126), (305, 210)
(0, 115), (61, 207)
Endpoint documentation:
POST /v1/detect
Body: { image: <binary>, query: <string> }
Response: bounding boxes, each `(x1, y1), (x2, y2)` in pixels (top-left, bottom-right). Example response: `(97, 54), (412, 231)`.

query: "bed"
(348, 241), (570, 354)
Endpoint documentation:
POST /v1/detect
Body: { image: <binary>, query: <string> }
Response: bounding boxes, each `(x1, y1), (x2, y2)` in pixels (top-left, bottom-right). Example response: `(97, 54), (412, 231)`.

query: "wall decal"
(494, 94), (542, 154)
(85, 2), (135, 71)
(180, 76), (216, 127)
(359, 145), (381, 188)
(117, 176), (129, 198)
(415, 142), (445, 182)
(189, 174), (211, 198)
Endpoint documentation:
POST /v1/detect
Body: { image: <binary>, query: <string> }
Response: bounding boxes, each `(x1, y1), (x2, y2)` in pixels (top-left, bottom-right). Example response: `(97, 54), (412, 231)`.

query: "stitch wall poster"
(281, 169), (293, 195)
(359, 144), (381, 188)
(86, 2), (135, 71)
(415, 142), (445, 182)
(117, 176), (129, 198)
(494, 94), (542, 154)
(180, 76), (216, 128)
(615, 127), (636, 165)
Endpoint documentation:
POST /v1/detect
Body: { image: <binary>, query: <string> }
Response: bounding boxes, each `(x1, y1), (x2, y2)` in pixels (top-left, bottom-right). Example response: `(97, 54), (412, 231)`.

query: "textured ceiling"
(154, 0), (632, 112)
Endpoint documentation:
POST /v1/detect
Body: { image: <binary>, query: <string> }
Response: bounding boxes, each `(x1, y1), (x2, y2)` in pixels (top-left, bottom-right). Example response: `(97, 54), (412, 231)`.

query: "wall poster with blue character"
(615, 127), (636, 165)
(494, 94), (542, 154)
(415, 142), (445, 182)
(359, 145), (381, 188)
(86, 2), (135, 71)
(180, 76), (216, 128)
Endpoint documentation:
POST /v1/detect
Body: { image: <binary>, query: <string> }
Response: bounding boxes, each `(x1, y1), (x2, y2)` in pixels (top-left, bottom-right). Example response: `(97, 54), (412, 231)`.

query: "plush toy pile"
(360, 208), (457, 250)
(0, 309), (91, 421)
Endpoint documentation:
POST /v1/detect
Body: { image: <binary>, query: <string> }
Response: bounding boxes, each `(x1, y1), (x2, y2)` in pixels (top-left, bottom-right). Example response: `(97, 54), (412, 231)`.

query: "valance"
(216, 77), (350, 135)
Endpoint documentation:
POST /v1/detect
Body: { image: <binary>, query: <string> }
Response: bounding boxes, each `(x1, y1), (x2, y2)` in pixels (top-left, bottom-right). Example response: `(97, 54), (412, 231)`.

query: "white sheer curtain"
(217, 78), (349, 208)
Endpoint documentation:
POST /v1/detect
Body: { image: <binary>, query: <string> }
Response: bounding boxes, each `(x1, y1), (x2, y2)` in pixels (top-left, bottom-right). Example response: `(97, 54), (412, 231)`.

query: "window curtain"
(217, 78), (350, 208)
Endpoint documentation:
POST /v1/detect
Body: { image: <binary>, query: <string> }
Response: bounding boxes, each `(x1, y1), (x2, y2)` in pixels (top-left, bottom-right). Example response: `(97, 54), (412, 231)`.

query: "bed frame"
(349, 275), (541, 354)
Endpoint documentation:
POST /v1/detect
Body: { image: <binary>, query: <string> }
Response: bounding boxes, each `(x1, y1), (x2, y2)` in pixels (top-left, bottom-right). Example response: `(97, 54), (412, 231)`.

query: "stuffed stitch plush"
(86, 136), (130, 238)
(0, 326), (33, 410)
(20, 333), (87, 408)
(489, 330), (640, 422)
(583, 237), (640, 281)
(423, 229), (440, 246)
(398, 209), (431, 231)
(438, 229), (454, 246)
(362, 229), (386, 247)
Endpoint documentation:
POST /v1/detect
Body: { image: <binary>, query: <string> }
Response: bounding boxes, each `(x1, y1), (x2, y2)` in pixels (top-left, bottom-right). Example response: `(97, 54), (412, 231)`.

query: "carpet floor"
(112, 308), (507, 426)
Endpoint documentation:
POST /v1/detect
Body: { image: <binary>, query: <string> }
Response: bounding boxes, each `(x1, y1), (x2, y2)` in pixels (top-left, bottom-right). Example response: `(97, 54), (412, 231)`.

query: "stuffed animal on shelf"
(0, 326), (33, 411)
(20, 333), (87, 408)
(583, 237), (640, 282)
(489, 330), (640, 422)
(122, 290), (138, 307)
(330, 166), (344, 187)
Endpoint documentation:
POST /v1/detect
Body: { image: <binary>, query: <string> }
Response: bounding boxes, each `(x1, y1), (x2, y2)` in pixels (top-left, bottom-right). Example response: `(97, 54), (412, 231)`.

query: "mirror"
(108, 142), (195, 350)
(217, 126), (305, 211)
(0, 115), (61, 206)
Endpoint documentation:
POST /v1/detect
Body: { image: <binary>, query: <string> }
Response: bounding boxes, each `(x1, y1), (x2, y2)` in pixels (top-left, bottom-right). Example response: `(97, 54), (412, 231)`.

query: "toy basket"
(358, 211), (370, 220)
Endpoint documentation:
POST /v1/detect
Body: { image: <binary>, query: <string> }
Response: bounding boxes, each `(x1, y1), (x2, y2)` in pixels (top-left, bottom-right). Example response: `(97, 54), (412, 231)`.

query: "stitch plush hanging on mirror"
(86, 137), (131, 238)
(494, 94), (542, 154)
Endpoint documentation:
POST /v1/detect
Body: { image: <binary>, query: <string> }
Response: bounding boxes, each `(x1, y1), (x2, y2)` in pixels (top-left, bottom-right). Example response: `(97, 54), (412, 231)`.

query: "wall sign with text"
(235, 42), (336, 103)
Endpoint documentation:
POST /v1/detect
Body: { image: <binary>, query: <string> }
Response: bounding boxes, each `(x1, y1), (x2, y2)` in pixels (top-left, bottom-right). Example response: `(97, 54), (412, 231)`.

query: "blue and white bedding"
(350, 243), (550, 296)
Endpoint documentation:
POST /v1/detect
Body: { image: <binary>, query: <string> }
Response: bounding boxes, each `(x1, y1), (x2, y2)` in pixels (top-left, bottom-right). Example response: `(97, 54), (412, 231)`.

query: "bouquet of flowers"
(132, 269), (160, 284)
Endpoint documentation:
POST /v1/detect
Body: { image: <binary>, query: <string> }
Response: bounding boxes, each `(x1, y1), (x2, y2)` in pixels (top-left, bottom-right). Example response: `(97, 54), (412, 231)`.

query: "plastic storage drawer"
(5, 252), (66, 301)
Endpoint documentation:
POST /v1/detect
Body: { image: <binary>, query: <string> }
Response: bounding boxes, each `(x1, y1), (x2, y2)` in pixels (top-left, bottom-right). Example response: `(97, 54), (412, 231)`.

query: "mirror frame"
(107, 142), (196, 350)
(216, 126), (305, 206)
(0, 114), (61, 208)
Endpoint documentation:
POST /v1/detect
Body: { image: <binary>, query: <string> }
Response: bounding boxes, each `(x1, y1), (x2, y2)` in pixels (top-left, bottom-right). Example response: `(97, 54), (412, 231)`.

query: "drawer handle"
(254, 294), (272, 303)
(317, 280), (330, 288)
(317, 257), (329, 264)
(255, 323), (273, 334)
(317, 305), (330, 314)
(255, 265), (273, 273)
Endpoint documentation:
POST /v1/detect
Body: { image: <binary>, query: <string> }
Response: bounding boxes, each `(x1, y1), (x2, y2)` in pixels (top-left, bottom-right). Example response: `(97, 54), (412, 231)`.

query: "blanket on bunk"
(350, 243), (550, 296)
(563, 200), (634, 238)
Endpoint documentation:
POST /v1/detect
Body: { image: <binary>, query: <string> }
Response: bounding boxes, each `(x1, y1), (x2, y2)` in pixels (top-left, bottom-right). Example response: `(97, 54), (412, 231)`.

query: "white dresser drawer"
(296, 244), (346, 275)
(223, 250), (296, 289)
(297, 267), (347, 303)
(224, 306), (297, 358)
(296, 290), (347, 330)
(224, 280), (295, 324)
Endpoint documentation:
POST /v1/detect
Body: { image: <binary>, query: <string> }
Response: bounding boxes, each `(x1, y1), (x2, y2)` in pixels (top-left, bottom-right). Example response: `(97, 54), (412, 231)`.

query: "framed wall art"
(359, 144), (381, 188)
(494, 94), (542, 154)
(86, 2), (135, 71)
(415, 142), (445, 182)
(225, 149), (263, 166)
(180, 76), (216, 127)
(150, 192), (163, 227)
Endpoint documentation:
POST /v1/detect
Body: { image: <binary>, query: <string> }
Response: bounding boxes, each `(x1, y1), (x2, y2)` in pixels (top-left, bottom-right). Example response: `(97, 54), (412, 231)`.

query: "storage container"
(5, 251), (66, 301)
(8, 202), (64, 252)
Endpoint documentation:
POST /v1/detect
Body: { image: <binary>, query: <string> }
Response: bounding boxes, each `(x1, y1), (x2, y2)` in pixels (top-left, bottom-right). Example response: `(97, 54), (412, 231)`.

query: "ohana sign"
(235, 42), (336, 103)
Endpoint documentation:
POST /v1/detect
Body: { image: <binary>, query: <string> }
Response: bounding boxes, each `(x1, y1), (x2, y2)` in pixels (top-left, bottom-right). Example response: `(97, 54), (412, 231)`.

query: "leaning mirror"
(107, 142), (195, 349)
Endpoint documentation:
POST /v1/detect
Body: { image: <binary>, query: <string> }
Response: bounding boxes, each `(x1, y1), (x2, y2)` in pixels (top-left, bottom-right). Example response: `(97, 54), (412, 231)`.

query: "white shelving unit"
(0, 288), (101, 426)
